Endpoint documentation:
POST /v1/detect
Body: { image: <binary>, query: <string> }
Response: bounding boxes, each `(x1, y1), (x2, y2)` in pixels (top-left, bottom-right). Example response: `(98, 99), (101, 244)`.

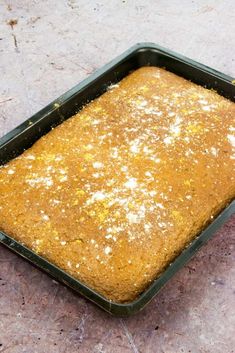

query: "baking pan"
(0, 43), (235, 316)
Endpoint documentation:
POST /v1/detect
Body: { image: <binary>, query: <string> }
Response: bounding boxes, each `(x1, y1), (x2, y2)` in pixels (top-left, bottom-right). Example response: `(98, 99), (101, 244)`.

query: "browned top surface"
(0, 67), (234, 302)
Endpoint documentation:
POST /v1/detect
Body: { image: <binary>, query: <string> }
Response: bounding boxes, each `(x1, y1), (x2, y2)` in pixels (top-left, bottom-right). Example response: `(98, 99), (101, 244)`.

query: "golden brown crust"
(0, 67), (234, 302)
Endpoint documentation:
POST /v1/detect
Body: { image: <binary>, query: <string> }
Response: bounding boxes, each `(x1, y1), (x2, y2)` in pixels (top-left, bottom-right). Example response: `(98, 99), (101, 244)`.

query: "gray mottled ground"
(0, 1), (235, 352)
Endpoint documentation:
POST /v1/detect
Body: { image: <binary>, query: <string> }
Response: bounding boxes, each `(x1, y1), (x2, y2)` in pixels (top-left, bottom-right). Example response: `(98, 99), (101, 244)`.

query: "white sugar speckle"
(93, 172), (101, 178)
(121, 166), (128, 172)
(130, 143), (139, 154)
(42, 214), (49, 221)
(59, 175), (68, 182)
(156, 203), (164, 209)
(91, 191), (106, 202)
(61, 241), (66, 245)
(124, 178), (137, 189)
(8, 169), (15, 175)
(67, 261), (72, 268)
(55, 155), (63, 161)
(85, 144), (93, 150)
(185, 149), (194, 157)
(105, 234), (117, 241)
(145, 171), (152, 177)
(47, 166), (53, 172)
(104, 246), (112, 255)
(52, 199), (60, 205)
(91, 119), (100, 125)
(25, 155), (36, 160)
(210, 147), (218, 157)
(108, 83), (119, 90)
(202, 106), (211, 111)
(127, 213), (139, 224)
(144, 223), (152, 231)
(26, 177), (53, 187)
(143, 146), (153, 154)
(170, 125), (180, 135)
(163, 136), (173, 145)
(198, 99), (208, 105)
(154, 72), (161, 78)
(169, 116), (182, 136)
(110, 147), (118, 159)
(144, 107), (163, 116)
(93, 162), (104, 169)
(136, 99), (147, 108)
(46, 179), (53, 186)
(228, 134), (235, 147)
(158, 222), (167, 228)
(154, 158), (161, 163)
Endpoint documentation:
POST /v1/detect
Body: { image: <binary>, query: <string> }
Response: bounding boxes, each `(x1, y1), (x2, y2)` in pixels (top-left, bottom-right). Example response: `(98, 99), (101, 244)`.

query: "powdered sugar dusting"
(2, 66), (234, 292)
(26, 176), (53, 187)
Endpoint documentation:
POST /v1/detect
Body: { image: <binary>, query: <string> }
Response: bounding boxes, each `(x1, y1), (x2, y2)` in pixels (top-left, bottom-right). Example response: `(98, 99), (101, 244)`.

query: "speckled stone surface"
(0, 1), (234, 352)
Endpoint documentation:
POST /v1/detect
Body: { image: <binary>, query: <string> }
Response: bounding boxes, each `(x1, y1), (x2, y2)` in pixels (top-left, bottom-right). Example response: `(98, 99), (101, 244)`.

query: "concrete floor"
(0, 1), (235, 352)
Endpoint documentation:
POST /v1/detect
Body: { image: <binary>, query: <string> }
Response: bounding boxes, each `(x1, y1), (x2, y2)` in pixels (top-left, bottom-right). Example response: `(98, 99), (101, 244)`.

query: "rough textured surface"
(1, 66), (235, 303)
(0, 0), (235, 352)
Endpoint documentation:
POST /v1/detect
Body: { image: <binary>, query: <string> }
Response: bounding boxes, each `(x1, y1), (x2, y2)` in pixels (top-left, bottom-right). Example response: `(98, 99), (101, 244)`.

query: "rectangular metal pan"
(0, 43), (235, 316)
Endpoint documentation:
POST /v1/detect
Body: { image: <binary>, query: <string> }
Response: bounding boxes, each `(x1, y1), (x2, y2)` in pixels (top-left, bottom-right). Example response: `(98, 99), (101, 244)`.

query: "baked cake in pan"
(0, 67), (234, 302)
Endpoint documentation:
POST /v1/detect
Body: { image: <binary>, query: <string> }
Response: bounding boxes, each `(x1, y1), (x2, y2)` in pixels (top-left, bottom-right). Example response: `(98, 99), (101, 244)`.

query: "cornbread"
(0, 67), (234, 302)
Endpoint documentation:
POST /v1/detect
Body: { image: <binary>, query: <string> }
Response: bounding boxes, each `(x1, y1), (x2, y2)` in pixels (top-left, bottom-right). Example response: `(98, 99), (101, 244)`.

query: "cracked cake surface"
(0, 67), (234, 302)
